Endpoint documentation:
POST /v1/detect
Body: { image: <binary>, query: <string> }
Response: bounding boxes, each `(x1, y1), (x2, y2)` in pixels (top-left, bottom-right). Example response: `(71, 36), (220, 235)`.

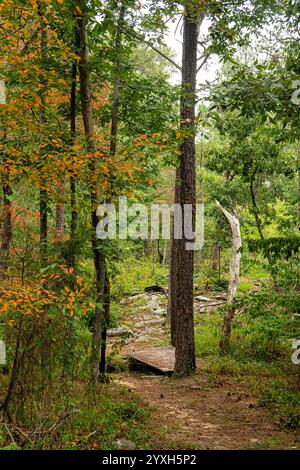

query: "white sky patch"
(164, 17), (221, 86)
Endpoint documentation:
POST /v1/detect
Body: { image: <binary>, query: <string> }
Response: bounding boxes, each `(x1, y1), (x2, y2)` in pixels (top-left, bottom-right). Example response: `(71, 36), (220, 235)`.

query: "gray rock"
(195, 295), (211, 302)
(107, 327), (131, 337)
(116, 439), (136, 450)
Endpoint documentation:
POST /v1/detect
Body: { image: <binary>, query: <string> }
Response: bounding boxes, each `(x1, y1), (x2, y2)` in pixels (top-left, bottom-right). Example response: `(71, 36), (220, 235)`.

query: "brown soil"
(115, 368), (300, 450)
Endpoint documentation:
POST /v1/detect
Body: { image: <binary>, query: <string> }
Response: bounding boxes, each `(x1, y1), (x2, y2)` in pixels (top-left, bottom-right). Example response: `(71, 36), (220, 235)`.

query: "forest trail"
(109, 291), (300, 450)
(116, 371), (300, 450)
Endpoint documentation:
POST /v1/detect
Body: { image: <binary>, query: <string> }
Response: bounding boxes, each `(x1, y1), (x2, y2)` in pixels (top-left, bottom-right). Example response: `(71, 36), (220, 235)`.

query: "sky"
(164, 16), (221, 86)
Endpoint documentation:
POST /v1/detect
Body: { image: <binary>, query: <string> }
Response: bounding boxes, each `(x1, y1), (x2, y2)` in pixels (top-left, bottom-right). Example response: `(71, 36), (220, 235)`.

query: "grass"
(0, 381), (151, 450)
(111, 258), (168, 299)
(194, 287), (300, 430)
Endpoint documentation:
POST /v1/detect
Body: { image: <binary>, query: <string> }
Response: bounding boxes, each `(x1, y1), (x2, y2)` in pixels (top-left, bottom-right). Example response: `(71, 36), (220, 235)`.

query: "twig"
(30, 408), (79, 436)
(3, 422), (17, 447)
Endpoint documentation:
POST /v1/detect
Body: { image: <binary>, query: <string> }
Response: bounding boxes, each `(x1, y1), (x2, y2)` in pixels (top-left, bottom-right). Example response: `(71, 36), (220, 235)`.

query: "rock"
(153, 307), (166, 315)
(144, 285), (165, 294)
(107, 327), (132, 337)
(212, 294), (227, 301)
(116, 439), (136, 450)
(195, 295), (211, 302)
(134, 335), (149, 343)
(144, 318), (165, 326)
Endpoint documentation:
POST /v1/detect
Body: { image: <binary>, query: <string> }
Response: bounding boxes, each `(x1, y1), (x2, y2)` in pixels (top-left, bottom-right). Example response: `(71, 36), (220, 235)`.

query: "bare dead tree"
(216, 201), (242, 352)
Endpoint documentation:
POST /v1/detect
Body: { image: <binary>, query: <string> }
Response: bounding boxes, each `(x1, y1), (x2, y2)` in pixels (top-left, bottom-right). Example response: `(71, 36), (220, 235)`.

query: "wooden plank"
(129, 346), (175, 374)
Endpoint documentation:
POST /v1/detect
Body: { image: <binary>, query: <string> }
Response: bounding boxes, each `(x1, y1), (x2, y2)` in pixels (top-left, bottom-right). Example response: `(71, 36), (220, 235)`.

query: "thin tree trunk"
(0, 157), (12, 278)
(55, 180), (65, 238)
(69, 28), (80, 267)
(77, 2), (106, 387)
(173, 8), (201, 376)
(98, 2), (126, 377)
(162, 239), (167, 265)
(157, 239), (163, 264)
(298, 170), (300, 227)
(250, 174), (265, 241)
(2, 320), (22, 420)
(99, 272), (110, 378)
(211, 242), (220, 271)
(216, 201), (241, 352)
(250, 174), (279, 289)
(109, 1), (125, 157)
(0, 82), (12, 278)
(38, 4), (48, 262)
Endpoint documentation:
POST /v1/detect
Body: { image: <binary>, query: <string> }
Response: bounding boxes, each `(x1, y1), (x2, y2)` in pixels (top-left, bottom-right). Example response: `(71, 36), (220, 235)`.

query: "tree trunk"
(211, 242), (220, 271)
(298, 170), (300, 227)
(98, 1), (125, 379)
(0, 156), (12, 278)
(216, 201), (242, 352)
(173, 7), (201, 376)
(0, 82), (12, 279)
(69, 27), (80, 267)
(250, 174), (279, 289)
(100, 271), (110, 379)
(55, 179), (65, 238)
(162, 239), (167, 265)
(250, 174), (265, 241)
(77, 2), (106, 387)
(38, 5), (48, 262)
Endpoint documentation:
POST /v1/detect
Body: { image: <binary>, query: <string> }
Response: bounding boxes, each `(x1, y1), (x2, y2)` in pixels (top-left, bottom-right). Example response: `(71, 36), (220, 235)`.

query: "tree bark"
(77, 2), (106, 387)
(69, 27), (80, 267)
(162, 239), (167, 265)
(250, 173), (279, 289)
(38, 4), (48, 262)
(98, 1), (126, 378)
(250, 174), (265, 241)
(0, 82), (12, 278)
(173, 7), (201, 376)
(55, 180), (65, 238)
(0, 155), (12, 278)
(297, 170), (300, 227)
(216, 201), (241, 352)
(211, 242), (220, 271)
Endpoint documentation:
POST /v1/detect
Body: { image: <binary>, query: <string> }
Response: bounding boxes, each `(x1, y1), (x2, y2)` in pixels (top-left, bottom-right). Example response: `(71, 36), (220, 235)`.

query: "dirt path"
(109, 291), (300, 450)
(115, 370), (299, 449)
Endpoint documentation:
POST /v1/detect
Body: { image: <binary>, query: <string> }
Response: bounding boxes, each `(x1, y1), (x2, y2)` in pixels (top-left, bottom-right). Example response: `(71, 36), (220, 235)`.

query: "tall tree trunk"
(162, 239), (167, 266)
(297, 170), (300, 228)
(0, 155), (12, 278)
(0, 82), (12, 278)
(55, 180), (65, 238)
(216, 201), (241, 352)
(173, 7), (201, 376)
(98, 1), (126, 376)
(69, 28), (80, 267)
(38, 4), (48, 262)
(99, 271), (110, 378)
(250, 174), (265, 241)
(250, 173), (279, 289)
(77, 2), (106, 387)
(109, 1), (125, 157)
(211, 242), (220, 271)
